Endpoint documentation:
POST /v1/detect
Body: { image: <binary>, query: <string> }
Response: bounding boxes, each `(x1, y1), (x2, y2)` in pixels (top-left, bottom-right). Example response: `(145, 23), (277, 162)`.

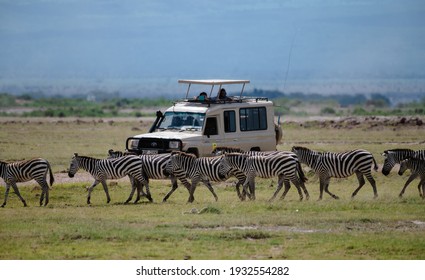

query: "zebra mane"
(224, 152), (247, 158)
(73, 154), (101, 161)
(292, 146), (313, 152)
(383, 148), (414, 154)
(171, 151), (197, 159)
(107, 149), (135, 157)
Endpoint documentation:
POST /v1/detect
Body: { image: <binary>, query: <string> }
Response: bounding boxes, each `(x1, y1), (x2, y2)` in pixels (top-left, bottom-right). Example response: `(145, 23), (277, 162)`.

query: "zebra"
(68, 153), (151, 204)
(291, 146), (379, 200)
(167, 151), (247, 203)
(398, 157), (425, 198)
(219, 152), (308, 201)
(213, 146), (309, 200)
(382, 149), (425, 175)
(107, 149), (192, 203)
(0, 158), (54, 207)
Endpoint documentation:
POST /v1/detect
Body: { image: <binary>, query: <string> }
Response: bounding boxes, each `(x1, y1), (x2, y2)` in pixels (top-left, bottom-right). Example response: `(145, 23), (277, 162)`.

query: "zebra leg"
(125, 177), (139, 204)
(187, 179), (198, 203)
(300, 180), (310, 200)
(143, 182), (153, 202)
(235, 181), (243, 200)
(202, 179), (218, 202)
(420, 179), (425, 199)
(323, 178), (339, 199)
(268, 176), (285, 202)
(248, 178), (256, 201)
(399, 174), (417, 198)
(351, 171), (366, 198)
(9, 182), (27, 207)
(100, 180), (111, 204)
(36, 179), (50, 206)
(86, 180), (100, 204)
(417, 181), (423, 198)
(162, 178), (179, 202)
(318, 179), (325, 200)
(366, 174), (378, 199)
(290, 178), (304, 201)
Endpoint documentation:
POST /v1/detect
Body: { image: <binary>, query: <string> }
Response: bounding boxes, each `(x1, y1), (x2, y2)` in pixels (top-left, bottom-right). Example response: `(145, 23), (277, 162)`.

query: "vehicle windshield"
(157, 112), (205, 131)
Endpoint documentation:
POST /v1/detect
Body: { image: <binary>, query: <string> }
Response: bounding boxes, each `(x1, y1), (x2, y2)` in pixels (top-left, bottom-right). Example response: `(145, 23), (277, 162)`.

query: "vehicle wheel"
(186, 148), (199, 157)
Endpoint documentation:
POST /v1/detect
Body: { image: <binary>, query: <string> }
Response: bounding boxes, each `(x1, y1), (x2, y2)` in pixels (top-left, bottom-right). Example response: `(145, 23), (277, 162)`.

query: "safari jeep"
(126, 79), (282, 157)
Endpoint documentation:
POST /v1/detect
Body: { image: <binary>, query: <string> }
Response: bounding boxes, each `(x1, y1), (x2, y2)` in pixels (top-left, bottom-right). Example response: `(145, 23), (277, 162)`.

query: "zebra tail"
(297, 161), (308, 182)
(47, 161), (55, 186)
(372, 156), (379, 172)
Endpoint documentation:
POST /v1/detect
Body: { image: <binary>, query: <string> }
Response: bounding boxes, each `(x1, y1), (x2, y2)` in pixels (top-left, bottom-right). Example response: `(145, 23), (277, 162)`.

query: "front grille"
(138, 138), (167, 150)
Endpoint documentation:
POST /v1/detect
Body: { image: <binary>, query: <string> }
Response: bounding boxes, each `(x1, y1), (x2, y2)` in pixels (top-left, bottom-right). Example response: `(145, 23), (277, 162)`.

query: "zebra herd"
(1, 147), (425, 207)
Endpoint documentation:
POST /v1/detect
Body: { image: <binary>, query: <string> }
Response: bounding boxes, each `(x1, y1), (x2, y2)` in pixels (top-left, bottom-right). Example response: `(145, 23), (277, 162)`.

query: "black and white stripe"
(382, 149), (425, 175)
(68, 153), (150, 204)
(0, 158), (54, 207)
(107, 150), (192, 203)
(398, 157), (425, 198)
(219, 152), (308, 201)
(213, 146), (308, 200)
(167, 151), (247, 202)
(291, 146), (379, 200)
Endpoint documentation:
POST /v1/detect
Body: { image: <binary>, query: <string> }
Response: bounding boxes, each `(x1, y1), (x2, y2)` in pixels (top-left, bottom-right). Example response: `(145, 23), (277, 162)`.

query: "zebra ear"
(74, 153), (78, 157)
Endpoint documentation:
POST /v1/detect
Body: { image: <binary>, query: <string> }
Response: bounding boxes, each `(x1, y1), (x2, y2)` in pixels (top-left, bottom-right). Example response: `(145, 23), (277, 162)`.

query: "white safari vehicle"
(126, 79), (282, 157)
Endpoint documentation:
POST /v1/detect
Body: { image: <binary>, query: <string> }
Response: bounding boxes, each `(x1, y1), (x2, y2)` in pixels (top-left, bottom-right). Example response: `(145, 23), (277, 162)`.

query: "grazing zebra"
(219, 152), (308, 201)
(68, 153), (151, 204)
(167, 151), (246, 203)
(0, 158), (54, 207)
(107, 149), (192, 203)
(291, 146), (379, 200)
(382, 149), (425, 175)
(398, 157), (425, 198)
(213, 146), (309, 200)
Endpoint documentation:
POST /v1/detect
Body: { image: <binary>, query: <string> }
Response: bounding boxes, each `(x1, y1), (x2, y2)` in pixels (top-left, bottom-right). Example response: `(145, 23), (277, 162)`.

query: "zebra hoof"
(1, 204), (5, 208)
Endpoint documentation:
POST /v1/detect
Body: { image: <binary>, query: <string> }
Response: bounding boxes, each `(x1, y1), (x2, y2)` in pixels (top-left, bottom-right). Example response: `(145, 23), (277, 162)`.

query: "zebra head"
(68, 153), (80, 178)
(382, 149), (414, 176)
(291, 146), (318, 166)
(107, 149), (122, 159)
(220, 153), (247, 174)
(398, 158), (411, 176)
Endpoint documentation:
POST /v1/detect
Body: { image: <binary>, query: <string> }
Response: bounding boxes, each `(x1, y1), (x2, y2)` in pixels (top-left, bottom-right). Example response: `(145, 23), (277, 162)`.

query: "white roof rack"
(178, 79), (250, 85)
(178, 79), (250, 99)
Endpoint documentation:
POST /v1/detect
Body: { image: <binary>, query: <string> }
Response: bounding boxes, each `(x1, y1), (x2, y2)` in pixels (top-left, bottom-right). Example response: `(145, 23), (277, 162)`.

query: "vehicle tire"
(186, 148), (199, 157)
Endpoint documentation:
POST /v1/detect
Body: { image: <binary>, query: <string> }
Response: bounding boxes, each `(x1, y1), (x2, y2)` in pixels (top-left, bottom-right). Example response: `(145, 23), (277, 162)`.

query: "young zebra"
(107, 149), (192, 203)
(167, 151), (246, 203)
(68, 153), (151, 204)
(0, 158), (54, 207)
(213, 146), (309, 200)
(219, 152), (308, 201)
(291, 146), (379, 200)
(398, 157), (425, 198)
(382, 149), (425, 175)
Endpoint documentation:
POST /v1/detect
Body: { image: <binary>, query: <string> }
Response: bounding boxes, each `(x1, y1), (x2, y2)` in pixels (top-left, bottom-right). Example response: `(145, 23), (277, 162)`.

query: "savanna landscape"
(1, 112), (424, 260)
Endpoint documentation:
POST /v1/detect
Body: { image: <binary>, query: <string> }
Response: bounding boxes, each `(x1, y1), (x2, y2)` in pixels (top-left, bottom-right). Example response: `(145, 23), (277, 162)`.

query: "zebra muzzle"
(68, 172), (75, 178)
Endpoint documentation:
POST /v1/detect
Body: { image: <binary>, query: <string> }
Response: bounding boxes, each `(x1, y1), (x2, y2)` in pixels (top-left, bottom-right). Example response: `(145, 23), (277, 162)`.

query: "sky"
(1, 0), (425, 96)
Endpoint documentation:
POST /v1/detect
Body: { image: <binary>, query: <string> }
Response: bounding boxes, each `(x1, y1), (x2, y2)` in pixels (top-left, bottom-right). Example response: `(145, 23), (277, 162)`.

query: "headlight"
(169, 141), (180, 149)
(129, 139), (139, 149)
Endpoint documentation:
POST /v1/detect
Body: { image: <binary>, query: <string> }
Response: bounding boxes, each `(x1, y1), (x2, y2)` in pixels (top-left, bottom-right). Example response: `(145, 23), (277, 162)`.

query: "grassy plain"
(0, 117), (425, 259)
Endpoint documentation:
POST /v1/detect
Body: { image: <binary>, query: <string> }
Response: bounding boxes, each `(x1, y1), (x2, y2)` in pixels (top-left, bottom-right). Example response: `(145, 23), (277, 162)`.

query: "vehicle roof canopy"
(178, 79), (250, 85)
(178, 79), (250, 99)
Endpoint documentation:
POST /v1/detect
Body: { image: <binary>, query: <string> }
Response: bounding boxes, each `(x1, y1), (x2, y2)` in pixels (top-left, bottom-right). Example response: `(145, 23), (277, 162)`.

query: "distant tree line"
(248, 88), (391, 107)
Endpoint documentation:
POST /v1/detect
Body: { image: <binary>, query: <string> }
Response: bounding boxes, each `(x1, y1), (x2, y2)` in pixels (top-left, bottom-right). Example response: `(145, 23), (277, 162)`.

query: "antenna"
(283, 28), (299, 92)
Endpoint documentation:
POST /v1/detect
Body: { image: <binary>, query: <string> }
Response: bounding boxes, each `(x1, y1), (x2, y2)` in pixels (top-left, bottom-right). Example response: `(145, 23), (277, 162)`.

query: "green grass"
(0, 117), (425, 260)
